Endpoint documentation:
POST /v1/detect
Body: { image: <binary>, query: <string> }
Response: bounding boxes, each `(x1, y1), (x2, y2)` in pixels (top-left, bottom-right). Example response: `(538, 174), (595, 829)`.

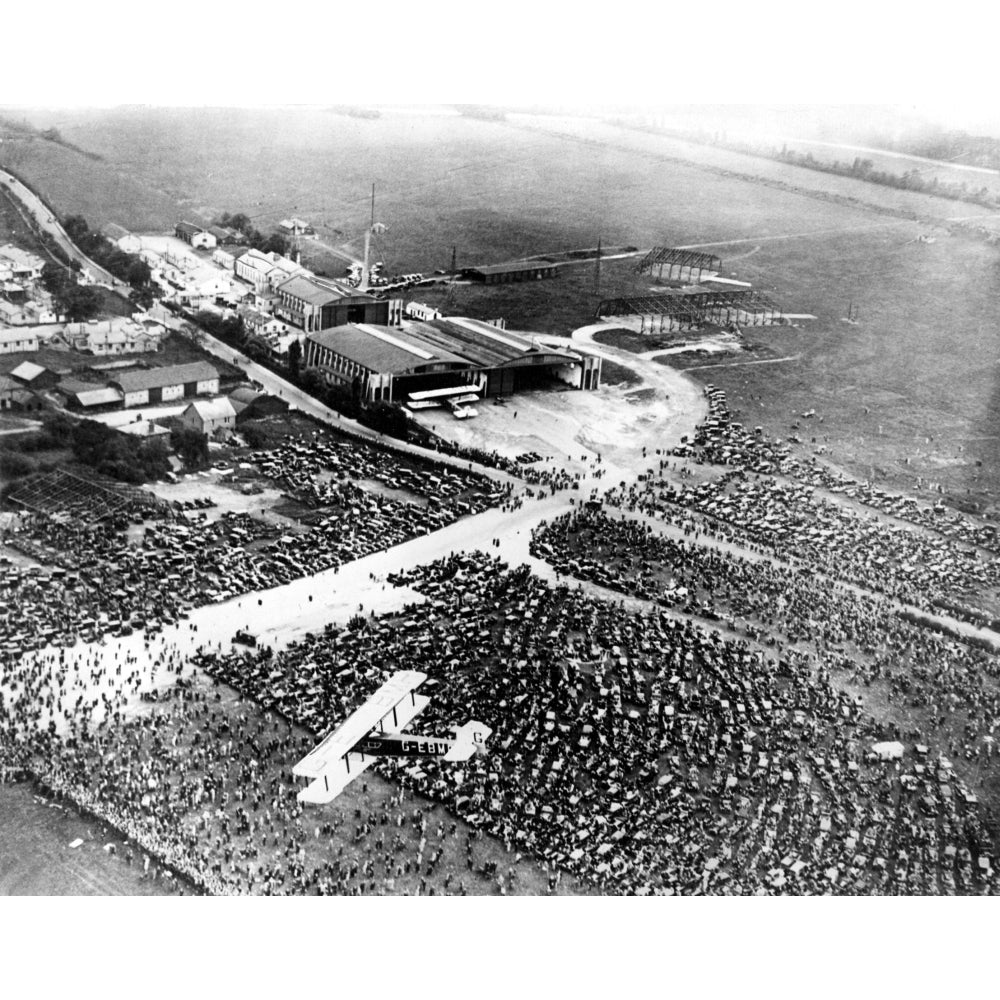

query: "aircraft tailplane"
(444, 721), (492, 761)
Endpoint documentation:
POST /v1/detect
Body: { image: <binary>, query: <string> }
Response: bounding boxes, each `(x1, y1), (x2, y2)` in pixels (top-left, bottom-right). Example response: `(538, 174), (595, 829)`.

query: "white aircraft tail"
(444, 721), (492, 761)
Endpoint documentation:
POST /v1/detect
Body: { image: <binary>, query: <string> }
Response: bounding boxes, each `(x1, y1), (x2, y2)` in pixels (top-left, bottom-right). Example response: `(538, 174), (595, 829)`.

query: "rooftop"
(466, 260), (557, 276)
(10, 360), (48, 382)
(186, 397), (237, 421)
(407, 317), (579, 369)
(278, 275), (350, 306)
(69, 387), (124, 407)
(110, 361), (219, 393)
(307, 324), (467, 376)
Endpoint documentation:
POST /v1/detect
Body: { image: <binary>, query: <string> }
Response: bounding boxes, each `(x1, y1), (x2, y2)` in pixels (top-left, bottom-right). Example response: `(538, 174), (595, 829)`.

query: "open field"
(0, 783), (177, 895)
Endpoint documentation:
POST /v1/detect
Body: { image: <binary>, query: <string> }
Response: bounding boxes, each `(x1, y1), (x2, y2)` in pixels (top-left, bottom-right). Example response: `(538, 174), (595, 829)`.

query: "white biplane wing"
(294, 670), (428, 804)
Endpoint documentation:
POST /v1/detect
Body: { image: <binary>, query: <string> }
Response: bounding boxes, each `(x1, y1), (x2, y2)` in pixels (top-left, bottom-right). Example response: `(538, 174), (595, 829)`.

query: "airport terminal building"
(303, 317), (601, 407)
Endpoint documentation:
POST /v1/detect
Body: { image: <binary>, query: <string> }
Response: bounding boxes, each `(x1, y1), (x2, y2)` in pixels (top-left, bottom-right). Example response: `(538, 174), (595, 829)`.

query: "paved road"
(0, 170), (129, 292)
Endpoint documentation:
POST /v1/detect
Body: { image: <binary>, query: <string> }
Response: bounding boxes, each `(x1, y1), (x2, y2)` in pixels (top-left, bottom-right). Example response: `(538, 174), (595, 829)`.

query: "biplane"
(293, 670), (491, 804)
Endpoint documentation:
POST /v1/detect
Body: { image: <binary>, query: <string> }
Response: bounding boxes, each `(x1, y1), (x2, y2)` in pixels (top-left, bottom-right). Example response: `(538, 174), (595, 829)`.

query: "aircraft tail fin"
(444, 721), (492, 762)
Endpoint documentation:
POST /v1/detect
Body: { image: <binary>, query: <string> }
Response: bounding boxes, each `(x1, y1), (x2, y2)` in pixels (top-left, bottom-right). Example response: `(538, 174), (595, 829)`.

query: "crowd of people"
(0, 622), (566, 895)
(4, 383), (1000, 895)
(532, 509), (1000, 768)
(678, 383), (1000, 553)
(176, 553), (998, 894)
(605, 470), (1000, 610)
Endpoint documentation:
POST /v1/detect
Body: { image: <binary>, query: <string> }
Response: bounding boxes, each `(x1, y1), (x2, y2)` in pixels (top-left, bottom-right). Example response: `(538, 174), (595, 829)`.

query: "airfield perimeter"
(5, 109), (1000, 892)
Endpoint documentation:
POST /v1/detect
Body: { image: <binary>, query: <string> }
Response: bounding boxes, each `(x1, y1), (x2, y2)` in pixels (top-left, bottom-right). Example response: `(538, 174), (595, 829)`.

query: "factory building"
(275, 275), (389, 332)
(303, 317), (600, 406)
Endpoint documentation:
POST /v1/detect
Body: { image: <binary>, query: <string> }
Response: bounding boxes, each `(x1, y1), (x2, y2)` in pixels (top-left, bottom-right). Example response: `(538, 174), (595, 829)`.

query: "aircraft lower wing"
(296, 692), (430, 804)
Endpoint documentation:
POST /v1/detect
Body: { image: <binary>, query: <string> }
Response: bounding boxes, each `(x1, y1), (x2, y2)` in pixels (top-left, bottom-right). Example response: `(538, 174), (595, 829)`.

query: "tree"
(41, 261), (72, 296)
(288, 338), (302, 380)
(171, 427), (209, 469)
(59, 284), (102, 322)
(261, 233), (290, 256)
(129, 286), (155, 311)
(125, 258), (152, 289)
(63, 215), (90, 242)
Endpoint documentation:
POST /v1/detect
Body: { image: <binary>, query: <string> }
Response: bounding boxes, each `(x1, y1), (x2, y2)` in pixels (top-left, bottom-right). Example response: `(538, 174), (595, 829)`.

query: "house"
(0, 301), (28, 326)
(178, 397), (237, 437)
(10, 360), (59, 389)
(0, 328), (40, 354)
(229, 386), (289, 422)
(117, 418), (171, 442)
(278, 218), (315, 236)
(0, 244), (45, 283)
(57, 318), (165, 355)
(276, 274), (389, 331)
(102, 224), (142, 254)
(237, 306), (289, 338)
(110, 361), (220, 408)
(207, 225), (242, 245)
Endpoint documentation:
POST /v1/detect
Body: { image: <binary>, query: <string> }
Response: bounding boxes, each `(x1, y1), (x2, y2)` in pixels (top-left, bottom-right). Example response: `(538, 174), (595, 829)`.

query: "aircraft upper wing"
(293, 670), (427, 779)
(296, 689), (431, 804)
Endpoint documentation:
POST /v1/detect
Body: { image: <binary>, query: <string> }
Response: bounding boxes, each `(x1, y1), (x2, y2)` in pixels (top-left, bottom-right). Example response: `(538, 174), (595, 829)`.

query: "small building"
(117, 418), (171, 442)
(102, 224), (143, 254)
(175, 222), (203, 244)
(0, 328), (40, 354)
(229, 387), (289, 422)
(110, 361), (220, 408)
(10, 360), (59, 389)
(405, 302), (443, 322)
(463, 261), (558, 284)
(212, 246), (248, 270)
(237, 306), (289, 338)
(0, 374), (17, 410)
(207, 225), (242, 245)
(174, 222), (216, 248)
(179, 397), (237, 437)
(60, 384), (125, 411)
(278, 218), (315, 236)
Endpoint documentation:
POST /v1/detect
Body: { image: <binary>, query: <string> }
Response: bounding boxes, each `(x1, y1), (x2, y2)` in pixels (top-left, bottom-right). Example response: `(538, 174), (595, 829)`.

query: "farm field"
(3, 107), (1000, 509)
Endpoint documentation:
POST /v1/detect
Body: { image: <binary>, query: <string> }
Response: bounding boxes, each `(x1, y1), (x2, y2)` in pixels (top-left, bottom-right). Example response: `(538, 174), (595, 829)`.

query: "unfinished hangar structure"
(303, 317), (600, 406)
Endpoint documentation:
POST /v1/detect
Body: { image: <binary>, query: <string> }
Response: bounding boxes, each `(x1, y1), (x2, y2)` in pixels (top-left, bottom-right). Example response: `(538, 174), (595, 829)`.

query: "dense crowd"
(0, 629), (554, 896)
(533, 510), (1000, 765)
(677, 384), (1000, 553)
(182, 554), (998, 894)
(606, 468), (1000, 611)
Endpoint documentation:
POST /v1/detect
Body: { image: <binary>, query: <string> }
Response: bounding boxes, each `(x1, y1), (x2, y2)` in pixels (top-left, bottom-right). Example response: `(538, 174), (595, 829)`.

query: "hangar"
(303, 317), (600, 405)
(462, 261), (558, 284)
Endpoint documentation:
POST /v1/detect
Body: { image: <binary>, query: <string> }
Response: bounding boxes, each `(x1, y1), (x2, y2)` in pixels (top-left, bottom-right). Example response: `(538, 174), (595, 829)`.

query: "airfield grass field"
(5, 108), (1000, 503)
